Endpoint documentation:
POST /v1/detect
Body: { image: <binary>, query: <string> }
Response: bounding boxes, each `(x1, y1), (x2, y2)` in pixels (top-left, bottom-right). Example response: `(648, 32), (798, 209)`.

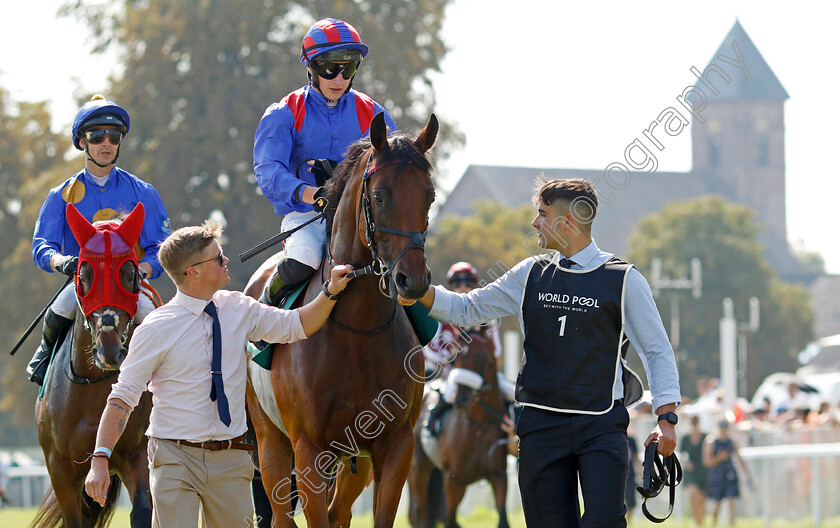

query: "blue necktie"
(559, 258), (575, 269)
(204, 302), (231, 427)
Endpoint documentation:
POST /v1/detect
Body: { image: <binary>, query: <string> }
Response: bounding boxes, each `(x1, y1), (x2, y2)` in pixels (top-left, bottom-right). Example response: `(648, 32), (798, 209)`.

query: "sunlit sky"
(3, 1), (839, 272)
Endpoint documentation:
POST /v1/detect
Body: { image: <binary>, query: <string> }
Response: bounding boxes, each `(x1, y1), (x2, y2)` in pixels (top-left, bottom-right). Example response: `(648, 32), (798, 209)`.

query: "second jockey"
(28, 95), (170, 385)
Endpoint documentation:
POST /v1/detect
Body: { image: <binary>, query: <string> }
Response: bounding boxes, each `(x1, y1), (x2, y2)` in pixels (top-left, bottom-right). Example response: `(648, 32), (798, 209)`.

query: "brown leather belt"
(166, 435), (256, 451)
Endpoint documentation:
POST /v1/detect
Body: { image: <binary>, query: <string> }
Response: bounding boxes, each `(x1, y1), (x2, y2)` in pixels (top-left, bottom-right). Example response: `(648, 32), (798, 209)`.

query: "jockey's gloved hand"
(56, 255), (79, 277)
(310, 158), (337, 187)
(313, 187), (329, 213)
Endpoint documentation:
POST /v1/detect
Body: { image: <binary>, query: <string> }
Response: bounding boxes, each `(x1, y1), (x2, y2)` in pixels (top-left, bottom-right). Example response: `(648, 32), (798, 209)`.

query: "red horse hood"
(66, 202), (144, 317)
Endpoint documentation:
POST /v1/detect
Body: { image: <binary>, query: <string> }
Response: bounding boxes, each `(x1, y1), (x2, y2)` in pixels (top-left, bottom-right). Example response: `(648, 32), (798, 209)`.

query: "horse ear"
(116, 202), (145, 247)
(413, 113), (438, 153)
(66, 203), (97, 247)
(370, 112), (388, 152)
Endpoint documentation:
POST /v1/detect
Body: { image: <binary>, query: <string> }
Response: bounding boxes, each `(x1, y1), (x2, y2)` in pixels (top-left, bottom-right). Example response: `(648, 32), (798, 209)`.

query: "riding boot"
(425, 396), (452, 437)
(27, 309), (73, 386)
(259, 258), (316, 307)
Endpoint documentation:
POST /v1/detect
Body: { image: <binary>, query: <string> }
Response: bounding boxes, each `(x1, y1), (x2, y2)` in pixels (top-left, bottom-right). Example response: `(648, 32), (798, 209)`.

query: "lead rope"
(636, 441), (683, 523)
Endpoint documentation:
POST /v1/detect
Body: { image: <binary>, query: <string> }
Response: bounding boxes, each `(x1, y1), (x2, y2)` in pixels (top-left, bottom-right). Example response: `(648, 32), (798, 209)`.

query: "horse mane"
(321, 133), (433, 234)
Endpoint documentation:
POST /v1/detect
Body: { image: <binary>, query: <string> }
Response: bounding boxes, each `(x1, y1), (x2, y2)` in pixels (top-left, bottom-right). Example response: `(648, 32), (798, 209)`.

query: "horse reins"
(636, 440), (683, 523)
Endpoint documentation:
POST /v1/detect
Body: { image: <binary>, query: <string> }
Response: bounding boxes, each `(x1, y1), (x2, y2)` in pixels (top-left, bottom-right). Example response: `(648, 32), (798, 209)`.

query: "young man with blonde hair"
(414, 177), (681, 527)
(84, 220), (353, 527)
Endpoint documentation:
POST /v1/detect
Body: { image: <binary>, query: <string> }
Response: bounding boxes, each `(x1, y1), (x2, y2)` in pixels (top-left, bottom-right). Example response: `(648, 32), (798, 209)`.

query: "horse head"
(327, 113), (438, 302)
(450, 326), (494, 408)
(67, 202), (144, 370)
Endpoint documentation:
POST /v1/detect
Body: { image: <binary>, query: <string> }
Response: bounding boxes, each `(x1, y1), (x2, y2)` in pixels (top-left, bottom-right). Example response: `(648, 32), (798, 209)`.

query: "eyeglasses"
(183, 251), (225, 275)
(311, 60), (359, 80)
(84, 129), (123, 145)
(450, 277), (477, 288)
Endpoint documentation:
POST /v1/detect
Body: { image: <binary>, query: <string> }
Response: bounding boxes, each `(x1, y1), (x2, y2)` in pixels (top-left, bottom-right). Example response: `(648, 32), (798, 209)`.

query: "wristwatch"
(657, 412), (678, 425)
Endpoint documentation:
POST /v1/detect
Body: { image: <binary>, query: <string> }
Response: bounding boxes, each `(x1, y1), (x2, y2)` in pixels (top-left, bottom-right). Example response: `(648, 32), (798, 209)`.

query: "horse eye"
(372, 191), (385, 206)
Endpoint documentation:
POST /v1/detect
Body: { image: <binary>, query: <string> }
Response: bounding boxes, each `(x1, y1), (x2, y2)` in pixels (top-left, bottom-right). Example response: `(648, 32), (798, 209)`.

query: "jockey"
(28, 95), (170, 386)
(253, 18), (397, 306)
(425, 262), (517, 436)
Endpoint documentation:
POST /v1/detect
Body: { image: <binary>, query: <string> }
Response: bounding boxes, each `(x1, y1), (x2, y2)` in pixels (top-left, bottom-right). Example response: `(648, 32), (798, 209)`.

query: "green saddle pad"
(249, 280), (309, 369)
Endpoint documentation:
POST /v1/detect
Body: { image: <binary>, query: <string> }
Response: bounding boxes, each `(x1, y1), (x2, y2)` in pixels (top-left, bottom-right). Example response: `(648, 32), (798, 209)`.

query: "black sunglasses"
(84, 129), (123, 145)
(183, 251), (225, 275)
(311, 60), (359, 80)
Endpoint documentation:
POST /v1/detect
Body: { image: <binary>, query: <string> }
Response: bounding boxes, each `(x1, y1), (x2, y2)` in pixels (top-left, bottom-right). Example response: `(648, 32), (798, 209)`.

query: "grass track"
(2, 506), (838, 527)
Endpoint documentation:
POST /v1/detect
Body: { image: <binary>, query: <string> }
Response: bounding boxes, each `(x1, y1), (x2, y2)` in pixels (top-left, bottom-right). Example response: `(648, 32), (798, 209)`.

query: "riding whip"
(9, 276), (73, 356)
(239, 213), (324, 262)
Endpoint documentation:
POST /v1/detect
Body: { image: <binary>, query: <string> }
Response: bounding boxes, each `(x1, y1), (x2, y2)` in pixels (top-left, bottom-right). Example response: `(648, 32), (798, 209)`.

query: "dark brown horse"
(408, 326), (510, 528)
(33, 204), (154, 528)
(245, 112), (437, 527)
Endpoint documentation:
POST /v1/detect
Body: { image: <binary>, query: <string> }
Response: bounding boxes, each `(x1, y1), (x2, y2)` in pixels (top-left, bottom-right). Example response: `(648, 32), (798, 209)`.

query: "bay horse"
(33, 203), (154, 528)
(245, 112), (437, 527)
(408, 326), (510, 528)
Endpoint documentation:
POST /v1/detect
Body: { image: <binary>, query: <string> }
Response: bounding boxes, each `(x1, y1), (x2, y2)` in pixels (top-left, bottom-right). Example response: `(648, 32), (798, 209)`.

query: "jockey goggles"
(449, 274), (477, 288)
(311, 60), (360, 80)
(84, 128), (124, 145)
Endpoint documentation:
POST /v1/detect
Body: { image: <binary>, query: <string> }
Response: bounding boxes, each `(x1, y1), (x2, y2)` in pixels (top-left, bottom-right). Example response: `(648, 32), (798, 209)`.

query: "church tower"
(691, 21), (789, 244)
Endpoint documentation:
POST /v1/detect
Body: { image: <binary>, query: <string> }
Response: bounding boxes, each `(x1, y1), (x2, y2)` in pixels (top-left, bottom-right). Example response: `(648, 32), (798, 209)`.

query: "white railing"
(4, 465), (50, 508)
(741, 441), (840, 527)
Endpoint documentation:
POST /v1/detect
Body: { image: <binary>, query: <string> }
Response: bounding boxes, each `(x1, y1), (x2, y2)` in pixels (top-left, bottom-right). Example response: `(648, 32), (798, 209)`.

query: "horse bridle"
(352, 150), (428, 297)
(323, 148), (428, 334)
(74, 288), (135, 351)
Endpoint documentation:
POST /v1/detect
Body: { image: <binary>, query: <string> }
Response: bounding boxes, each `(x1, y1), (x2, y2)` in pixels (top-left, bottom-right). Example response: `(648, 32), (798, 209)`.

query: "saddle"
(636, 440), (683, 523)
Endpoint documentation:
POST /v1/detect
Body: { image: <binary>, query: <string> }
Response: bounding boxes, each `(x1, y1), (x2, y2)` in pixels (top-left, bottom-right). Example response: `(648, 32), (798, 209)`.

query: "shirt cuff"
(428, 285), (453, 321)
(293, 183), (307, 203)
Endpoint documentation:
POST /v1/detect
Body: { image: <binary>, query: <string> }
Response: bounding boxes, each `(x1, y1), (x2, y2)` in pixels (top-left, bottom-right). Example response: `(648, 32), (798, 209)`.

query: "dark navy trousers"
(517, 402), (630, 528)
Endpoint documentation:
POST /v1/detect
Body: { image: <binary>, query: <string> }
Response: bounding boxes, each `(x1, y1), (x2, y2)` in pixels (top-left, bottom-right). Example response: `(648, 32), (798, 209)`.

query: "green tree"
(428, 199), (539, 284)
(65, 0), (462, 290)
(427, 200), (541, 338)
(0, 89), (77, 444)
(626, 195), (813, 399)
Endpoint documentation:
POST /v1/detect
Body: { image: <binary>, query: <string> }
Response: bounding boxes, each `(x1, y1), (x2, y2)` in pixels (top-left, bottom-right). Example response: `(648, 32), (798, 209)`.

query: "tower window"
(709, 136), (721, 166)
(756, 134), (769, 165)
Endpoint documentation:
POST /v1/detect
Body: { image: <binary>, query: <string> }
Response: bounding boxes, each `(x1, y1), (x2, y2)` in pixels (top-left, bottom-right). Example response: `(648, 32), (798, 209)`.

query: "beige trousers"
(148, 437), (255, 528)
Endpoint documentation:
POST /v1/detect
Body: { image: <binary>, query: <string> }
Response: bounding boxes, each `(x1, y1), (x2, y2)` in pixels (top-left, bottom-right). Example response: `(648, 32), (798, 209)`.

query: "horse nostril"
(395, 271), (411, 291)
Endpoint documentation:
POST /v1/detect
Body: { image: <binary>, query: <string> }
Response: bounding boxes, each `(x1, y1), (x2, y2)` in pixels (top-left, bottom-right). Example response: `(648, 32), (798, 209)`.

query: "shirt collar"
(175, 289), (214, 316)
(565, 239), (599, 267)
(83, 166), (118, 182)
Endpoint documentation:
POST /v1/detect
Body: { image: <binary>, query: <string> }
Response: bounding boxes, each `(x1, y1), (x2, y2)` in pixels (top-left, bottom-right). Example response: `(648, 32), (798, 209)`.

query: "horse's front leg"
(442, 472), (466, 528)
(489, 470), (510, 528)
(407, 437), (438, 528)
(246, 382), (297, 527)
(115, 448), (152, 528)
(294, 439), (332, 528)
(328, 456), (371, 528)
(44, 453), (86, 528)
(371, 426), (416, 528)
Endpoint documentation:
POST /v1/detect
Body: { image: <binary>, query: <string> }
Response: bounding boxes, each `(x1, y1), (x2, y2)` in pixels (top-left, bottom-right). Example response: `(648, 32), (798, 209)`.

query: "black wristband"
(322, 280), (342, 301)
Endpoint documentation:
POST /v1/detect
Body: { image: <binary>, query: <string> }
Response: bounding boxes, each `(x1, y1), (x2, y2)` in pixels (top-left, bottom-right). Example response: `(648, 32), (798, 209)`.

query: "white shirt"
(109, 289), (307, 442)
